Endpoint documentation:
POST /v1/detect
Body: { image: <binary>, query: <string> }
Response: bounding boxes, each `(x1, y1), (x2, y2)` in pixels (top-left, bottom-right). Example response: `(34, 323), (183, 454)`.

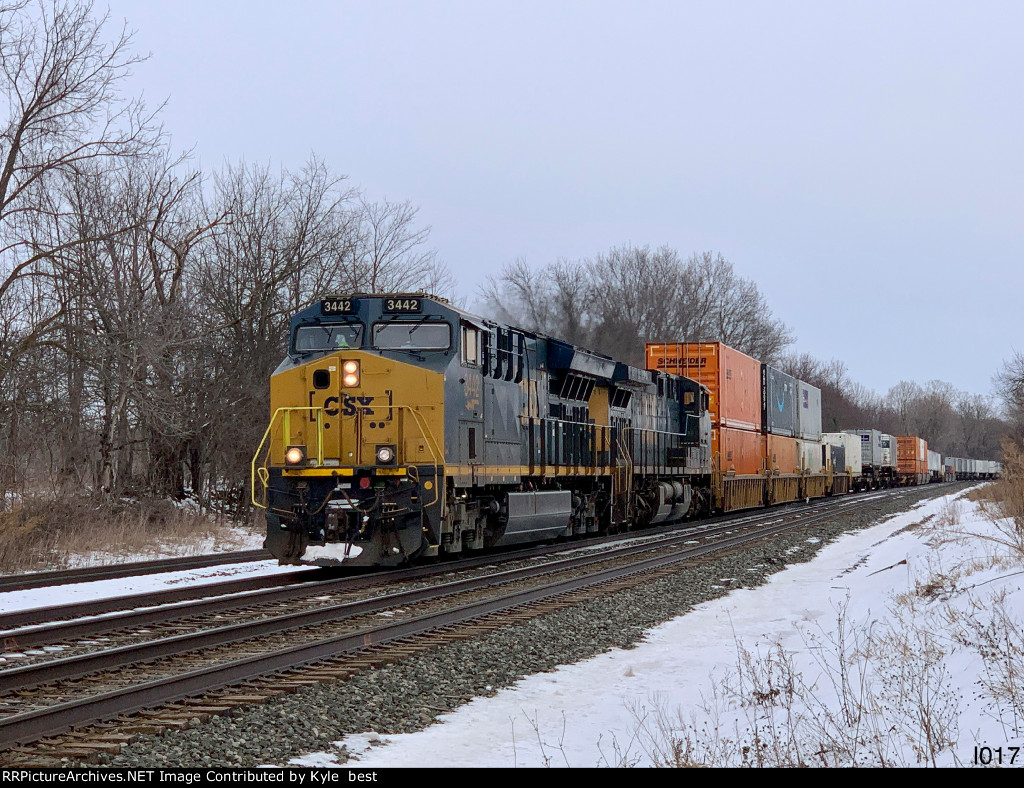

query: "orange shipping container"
(765, 434), (801, 474)
(646, 342), (761, 431)
(712, 426), (764, 475)
(897, 436), (928, 475)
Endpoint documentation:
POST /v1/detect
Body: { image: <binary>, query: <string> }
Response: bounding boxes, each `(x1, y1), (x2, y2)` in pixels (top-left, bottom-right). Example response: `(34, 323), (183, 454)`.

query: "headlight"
(285, 446), (306, 466)
(342, 359), (360, 387)
(375, 444), (396, 465)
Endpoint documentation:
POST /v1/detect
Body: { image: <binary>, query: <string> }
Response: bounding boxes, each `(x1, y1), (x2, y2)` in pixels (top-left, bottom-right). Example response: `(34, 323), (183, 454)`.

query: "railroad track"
(0, 484), (945, 764)
(0, 549), (273, 594)
(0, 487), (902, 654)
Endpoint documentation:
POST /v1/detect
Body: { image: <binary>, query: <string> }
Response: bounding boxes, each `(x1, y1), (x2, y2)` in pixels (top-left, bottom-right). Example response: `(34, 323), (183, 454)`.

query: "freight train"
(251, 292), (999, 567)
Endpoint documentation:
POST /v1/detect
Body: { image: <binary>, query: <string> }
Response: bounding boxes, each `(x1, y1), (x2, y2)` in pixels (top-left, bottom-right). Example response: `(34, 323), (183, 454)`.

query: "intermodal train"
(251, 292), (1000, 567)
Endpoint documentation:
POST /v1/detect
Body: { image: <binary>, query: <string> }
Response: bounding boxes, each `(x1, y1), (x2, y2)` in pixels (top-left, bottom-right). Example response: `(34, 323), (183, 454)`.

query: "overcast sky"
(103, 1), (1022, 398)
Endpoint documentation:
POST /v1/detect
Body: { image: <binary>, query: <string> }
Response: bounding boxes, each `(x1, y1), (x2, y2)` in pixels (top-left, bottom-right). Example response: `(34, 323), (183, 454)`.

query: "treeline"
(479, 247), (794, 367)
(778, 355), (1006, 460)
(0, 2), (450, 508)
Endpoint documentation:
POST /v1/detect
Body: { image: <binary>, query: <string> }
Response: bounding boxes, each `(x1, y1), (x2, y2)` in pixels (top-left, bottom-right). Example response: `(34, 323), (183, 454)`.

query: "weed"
(0, 492), (260, 573)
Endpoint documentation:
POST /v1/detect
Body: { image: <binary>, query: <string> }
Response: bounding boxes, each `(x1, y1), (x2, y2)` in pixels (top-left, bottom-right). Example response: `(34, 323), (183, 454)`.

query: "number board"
(321, 297), (357, 315)
(383, 297), (422, 314)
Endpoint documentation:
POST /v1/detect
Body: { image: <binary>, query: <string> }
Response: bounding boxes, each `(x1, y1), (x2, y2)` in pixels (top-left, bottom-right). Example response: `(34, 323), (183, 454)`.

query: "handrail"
(251, 406), (325, 509)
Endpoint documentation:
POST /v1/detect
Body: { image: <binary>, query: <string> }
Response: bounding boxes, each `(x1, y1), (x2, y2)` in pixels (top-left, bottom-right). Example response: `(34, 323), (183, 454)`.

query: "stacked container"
(798, 440), (825, 473)
(880, 434), (897, 469)
(796, 380), (823, 481)
(797, 381), (822, 441)
(823, 432), (863, 476)
(765, 433), (799, 473)
(843, 429), (891, 488)
(846, 429), (883, 467)
(761, 365), (799, 474)
(762, 366), (799, 437)
(645, 342), (762, 475)
(897, 436), (929, 484)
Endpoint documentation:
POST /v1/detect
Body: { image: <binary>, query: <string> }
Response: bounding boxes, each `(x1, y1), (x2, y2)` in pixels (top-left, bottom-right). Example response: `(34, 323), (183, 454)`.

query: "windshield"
(372, 322), (451, 350)
(294, 323), (364, 352)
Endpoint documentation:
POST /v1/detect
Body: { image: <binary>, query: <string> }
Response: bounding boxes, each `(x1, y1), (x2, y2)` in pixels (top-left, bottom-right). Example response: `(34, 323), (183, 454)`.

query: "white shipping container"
(881, 434), (897, 467)
(928, 450), (942, 473)
(798, 439), (825, 473)
(823, 432), (862, 476)
(797, 380), (822, 440)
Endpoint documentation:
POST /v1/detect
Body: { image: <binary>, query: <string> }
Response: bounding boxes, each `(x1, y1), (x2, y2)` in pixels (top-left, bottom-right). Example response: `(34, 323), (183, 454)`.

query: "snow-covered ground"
(59, 521), (267, 570)
(0, 560), (314, 618)
(287, 486), (1024, 768)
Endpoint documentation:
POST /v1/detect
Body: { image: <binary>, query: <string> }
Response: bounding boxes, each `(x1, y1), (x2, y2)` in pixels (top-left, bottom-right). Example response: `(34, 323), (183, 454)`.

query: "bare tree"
(480, 246), (794, 367)
(344, 197), (452, 296)
(479, 256), (593, 346)
(995, 351), (1024, 443)
(910, 380), (958, 447)
(0, 0), (160, 498)
(0, 0), (159, 279)
(585, 244), (691, 363)
(887, 380), (923, 435)
(957, 392), (1001, 458)
(682, 251), (794, 363)
(191, 158), (450, 499)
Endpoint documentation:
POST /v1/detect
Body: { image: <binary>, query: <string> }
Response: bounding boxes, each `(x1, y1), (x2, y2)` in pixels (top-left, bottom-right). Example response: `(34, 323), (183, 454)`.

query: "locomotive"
(252, 293), (712, 567)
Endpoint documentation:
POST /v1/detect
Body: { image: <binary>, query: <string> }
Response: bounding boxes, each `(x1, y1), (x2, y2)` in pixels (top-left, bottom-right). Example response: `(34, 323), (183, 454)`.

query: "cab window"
(461, 324), (480, 366)
(293, 323), (364, 353)
(372, 321), (451, 350)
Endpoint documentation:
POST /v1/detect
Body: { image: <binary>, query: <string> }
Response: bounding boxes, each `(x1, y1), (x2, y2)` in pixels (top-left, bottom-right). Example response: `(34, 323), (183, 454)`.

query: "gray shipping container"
(762, 365), (800, 437)
(845, 429), (884, 467)
(828, 444), (846, 473)
(797, 380), (822, 440)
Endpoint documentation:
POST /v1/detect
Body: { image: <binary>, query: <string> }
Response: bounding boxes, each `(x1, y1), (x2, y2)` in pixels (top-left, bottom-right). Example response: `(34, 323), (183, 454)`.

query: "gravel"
(101, 485), (956, 768)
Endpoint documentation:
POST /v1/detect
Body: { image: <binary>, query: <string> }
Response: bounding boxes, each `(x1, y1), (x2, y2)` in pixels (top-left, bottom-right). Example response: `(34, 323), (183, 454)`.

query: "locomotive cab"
(255, 294), (451, 566)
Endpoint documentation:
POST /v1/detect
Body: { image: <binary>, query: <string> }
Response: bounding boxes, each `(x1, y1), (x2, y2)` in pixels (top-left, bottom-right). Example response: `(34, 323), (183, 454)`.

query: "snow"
(291, 486), (1024, 768)
(0, 560), (314, 617)
(303, 543), (364, 563)
(60, 523), (266, 570)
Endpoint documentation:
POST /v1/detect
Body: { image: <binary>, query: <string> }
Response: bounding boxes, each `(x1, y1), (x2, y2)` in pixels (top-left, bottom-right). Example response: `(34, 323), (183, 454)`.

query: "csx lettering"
(324, 396), (340, 416)
(342, 395), (375, 416)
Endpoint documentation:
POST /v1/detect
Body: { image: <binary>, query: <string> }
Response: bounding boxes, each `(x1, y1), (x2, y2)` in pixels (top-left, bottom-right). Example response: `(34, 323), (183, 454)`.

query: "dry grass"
(0, 493), (262, 574)
(612, 598), (965, 768)
(970, 440), (1024, 522)
(962, 440), (1024, 563)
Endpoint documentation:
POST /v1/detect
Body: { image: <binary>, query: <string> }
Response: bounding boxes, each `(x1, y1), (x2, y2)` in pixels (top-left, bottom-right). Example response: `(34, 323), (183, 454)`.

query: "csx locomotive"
(252, 292), (712, 566)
